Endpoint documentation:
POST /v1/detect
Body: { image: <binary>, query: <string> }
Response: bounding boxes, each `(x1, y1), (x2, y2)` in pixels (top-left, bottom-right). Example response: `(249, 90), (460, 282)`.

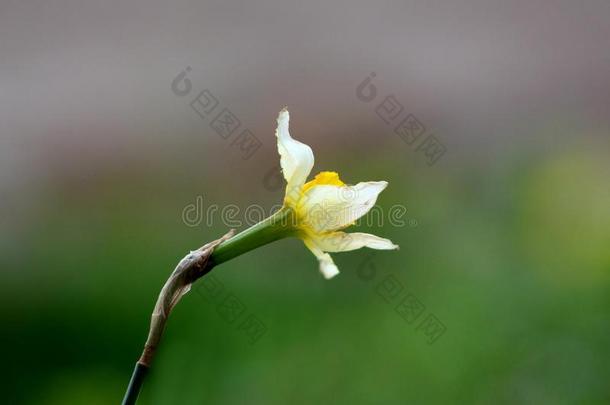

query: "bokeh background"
(2, 1), (610, 404)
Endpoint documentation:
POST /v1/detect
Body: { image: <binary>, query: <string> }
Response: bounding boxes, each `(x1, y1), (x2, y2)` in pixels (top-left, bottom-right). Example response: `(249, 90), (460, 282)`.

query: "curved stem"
(122, 210), (296, 404)
(121, 231), (232, 405)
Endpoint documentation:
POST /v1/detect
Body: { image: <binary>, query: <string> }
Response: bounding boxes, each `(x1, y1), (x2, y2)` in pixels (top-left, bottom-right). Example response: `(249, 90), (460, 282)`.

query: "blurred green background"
(2, 1), (610, 404)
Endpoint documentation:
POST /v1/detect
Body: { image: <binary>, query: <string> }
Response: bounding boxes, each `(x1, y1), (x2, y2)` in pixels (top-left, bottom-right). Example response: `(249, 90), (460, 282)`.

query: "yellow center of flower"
(301, 171), (345, 193)
(284, 171), (347, 236)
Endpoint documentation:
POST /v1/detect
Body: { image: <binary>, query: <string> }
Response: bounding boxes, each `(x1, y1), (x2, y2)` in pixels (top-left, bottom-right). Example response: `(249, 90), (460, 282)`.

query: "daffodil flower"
(123, 108), (399, 405)
(210, 108), (398, 278)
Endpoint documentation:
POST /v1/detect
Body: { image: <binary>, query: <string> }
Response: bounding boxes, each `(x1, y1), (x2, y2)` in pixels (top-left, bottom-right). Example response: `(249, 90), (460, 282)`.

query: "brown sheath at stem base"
(137, 229), (235, 367)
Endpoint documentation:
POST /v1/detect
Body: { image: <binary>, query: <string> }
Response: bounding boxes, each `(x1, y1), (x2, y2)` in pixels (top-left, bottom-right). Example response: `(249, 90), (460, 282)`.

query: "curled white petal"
(310, 232), (399, 253)
(304, 239), (340, 279)
(276, 108), (314, 200)
(301, 181), (388, 232)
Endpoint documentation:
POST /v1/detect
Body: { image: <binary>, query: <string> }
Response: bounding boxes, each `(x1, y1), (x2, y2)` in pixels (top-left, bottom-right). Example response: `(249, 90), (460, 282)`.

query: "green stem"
(210, 207), (295, 265)
(122, 363), (149, 405)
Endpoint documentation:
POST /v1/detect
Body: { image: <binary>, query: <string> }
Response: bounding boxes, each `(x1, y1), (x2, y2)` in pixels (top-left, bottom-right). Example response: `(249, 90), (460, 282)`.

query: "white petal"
(276, 108), (314, 199)
(304, 239), (340, 279)
(309, 232), (399, 253)
(301, 181), (388, 232)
